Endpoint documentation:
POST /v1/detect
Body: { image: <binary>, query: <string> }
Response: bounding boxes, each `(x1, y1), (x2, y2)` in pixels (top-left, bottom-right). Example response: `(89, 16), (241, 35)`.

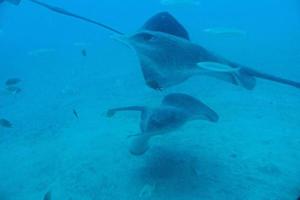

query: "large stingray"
(107, 93), (218, 155)
(3, 3), (299, 90)
(115, 12), (300, 90)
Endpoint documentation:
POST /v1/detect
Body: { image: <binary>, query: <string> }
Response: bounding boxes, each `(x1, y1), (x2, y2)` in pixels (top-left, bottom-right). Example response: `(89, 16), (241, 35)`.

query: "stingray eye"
(137, 33), (157, 42)
(143, 34), (154, 41)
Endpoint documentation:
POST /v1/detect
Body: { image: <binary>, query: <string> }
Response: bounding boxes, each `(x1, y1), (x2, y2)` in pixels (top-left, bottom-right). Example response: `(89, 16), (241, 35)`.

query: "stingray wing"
(141, 12), (190, 40)
(162, 93), (219, 122)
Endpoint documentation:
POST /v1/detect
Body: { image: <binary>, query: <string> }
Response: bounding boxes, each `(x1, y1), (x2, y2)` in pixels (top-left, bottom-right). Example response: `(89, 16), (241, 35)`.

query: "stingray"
(115, 12), (300, 90)
(3, 2), (299, 90)
(107, 93), (218, 155)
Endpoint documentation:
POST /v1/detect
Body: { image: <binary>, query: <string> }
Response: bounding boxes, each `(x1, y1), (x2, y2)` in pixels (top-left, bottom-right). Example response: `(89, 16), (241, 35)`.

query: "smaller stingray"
(107, 93), (218, 155)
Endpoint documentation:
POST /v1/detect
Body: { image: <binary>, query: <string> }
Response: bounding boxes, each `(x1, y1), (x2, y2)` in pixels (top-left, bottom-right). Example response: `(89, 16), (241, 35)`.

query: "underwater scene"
(1, 0), (300, 199)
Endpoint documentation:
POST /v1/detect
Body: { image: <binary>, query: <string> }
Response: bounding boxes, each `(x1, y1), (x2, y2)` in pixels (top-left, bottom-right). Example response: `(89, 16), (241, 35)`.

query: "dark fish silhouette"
(107, 93), (218, 155)
(81, 49), (87, 57)
(115, 12), (300, 90)
(5, 78), (21, 86)
(0, 118), (13, 128)
(72, 109), (79, 119)
(43, 191), (51, 200)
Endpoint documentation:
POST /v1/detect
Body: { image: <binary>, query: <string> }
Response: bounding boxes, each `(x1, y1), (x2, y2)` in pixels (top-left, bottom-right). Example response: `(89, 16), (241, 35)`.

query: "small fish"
(106, 110), (116, 118)
(43, 191), (51, 200)
(5, 78), (22, 86)
(0, 119), (13, 128)
(203, 27), (247, 37)
(72, 109), (79, 119)
(6, 86), (22, 94)
(27, 48), (56, 56)
(73, 42), (89, 47)
(81, 49), (87, 57)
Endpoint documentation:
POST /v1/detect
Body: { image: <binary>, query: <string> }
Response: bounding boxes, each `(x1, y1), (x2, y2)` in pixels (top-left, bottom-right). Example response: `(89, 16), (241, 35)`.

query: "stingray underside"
(140, 59), (194, 89)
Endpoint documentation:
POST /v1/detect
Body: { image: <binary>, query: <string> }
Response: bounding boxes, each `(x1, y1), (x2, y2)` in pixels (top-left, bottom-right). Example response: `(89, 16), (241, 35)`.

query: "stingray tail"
(230, 66), (300, 90)
(198, 61), (300, 90)
(241, 67), (300, 90)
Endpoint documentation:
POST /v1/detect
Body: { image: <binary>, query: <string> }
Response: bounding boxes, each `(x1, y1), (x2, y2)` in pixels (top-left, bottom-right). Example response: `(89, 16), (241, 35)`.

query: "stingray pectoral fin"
(142, 12), (190, 40)
(204, 108), (219, 122)
(129, 134), (152, 156)
(197, 62), (239, 72)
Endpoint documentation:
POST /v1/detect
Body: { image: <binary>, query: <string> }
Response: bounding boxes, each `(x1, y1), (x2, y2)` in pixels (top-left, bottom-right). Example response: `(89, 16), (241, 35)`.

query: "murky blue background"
(1, 0), (300, 199)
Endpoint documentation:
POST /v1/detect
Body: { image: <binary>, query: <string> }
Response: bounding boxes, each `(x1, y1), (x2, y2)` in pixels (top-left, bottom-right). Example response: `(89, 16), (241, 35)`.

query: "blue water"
(1, 0), (300, 199)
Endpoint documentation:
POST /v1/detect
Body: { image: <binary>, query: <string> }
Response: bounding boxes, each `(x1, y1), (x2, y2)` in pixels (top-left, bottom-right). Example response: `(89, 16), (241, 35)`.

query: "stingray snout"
(110, 34), (132, 49)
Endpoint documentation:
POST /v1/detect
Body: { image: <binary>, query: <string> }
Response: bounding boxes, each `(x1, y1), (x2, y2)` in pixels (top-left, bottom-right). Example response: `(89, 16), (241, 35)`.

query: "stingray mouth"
(146, 80), (163, 91)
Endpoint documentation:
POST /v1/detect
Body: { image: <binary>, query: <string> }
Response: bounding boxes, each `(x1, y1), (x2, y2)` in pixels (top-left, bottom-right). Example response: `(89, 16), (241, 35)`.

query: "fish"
(43, 191), (51, 200)
(72, 109), (79, 119)
(81, 49), (87, 57)
(203, 27), (247, 37)
(27, 48), (56, 56)
(0, 118), (13, 128)
(73, 42), (89, 47)
(5, 78), (22, 86)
